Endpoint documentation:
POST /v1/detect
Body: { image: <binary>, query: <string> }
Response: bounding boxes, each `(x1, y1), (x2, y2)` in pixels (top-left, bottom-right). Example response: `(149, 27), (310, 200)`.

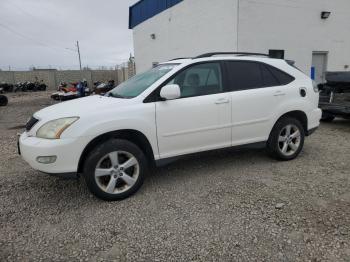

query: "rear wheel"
(267, 117), (305, 161)
(83, 139), (148, 201)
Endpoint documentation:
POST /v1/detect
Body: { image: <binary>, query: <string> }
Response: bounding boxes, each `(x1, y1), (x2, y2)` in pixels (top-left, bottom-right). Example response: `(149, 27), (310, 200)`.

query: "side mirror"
(160, 84), (181, 100)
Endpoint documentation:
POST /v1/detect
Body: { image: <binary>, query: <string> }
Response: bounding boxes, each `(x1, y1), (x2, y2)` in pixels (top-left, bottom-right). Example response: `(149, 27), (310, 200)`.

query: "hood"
(34, 95), (132, 120)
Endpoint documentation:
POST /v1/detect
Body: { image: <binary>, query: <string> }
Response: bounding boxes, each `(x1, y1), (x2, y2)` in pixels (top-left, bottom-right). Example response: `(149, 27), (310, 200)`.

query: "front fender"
(62, 103), (159, 159)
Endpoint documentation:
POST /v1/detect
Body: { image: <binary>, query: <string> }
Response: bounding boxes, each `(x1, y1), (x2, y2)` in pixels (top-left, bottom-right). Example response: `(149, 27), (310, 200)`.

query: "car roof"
(162, 56), (285, 66)
(160, 55), (308, 81)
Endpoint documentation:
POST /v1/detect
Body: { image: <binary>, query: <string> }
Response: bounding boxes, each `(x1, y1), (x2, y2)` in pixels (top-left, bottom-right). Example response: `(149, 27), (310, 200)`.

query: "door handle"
(274, 91), (286, 97)
(215, 98), (230, 104)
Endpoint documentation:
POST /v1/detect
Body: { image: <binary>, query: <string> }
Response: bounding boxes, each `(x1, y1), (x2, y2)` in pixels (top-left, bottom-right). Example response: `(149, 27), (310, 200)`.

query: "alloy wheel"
(94, 151), (140, 194)
(278, 124), (301, 156)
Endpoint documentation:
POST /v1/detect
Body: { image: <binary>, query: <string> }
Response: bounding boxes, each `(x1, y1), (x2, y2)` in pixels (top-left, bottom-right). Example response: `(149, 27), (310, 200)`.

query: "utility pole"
(76, 41), (82, 71)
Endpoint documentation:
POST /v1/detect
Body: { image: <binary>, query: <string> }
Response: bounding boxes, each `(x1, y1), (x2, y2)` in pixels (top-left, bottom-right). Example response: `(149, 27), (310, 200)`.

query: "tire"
(267, 117), (305, 161)
(0, 95), (8, 106)
(83, 139), (148, 201)
(321, 112), (335, 122)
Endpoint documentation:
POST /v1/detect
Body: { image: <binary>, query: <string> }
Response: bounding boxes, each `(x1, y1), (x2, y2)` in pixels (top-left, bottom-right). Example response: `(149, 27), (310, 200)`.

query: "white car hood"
(34, 95), (132, 120)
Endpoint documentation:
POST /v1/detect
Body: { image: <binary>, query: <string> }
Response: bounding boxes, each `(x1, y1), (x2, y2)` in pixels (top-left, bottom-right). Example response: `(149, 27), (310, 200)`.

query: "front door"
(155, 62), (231, 158)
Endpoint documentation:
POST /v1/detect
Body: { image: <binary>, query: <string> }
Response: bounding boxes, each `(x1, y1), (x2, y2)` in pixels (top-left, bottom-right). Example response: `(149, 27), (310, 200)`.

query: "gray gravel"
(1, 92), (350, 261)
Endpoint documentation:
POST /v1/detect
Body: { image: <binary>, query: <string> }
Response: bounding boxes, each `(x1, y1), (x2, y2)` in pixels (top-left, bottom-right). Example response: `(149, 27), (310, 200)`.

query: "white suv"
(19, 53), (322, 200)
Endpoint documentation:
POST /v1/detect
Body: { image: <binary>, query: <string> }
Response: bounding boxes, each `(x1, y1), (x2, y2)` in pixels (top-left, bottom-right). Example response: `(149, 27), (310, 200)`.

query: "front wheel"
(83, 139), (148, 201)
(267, 117), (305, 161)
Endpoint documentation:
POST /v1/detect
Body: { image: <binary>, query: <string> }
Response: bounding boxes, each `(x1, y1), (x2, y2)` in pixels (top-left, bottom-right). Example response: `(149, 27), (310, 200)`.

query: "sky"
(0, 0), (139, 70)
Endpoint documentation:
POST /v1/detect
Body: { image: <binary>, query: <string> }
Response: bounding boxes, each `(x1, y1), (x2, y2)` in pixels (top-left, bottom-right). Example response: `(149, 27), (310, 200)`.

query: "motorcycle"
(13, 81), (47, 92)
(35, 81), (47, 91)
(0, 82), (14, 92)
(94, 80), (115, 95)
(14, 82), (26, 92)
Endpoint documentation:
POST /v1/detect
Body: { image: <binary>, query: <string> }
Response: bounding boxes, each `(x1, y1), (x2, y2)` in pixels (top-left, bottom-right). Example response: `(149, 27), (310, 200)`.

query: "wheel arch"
(271, 110), (308, 136)
(77, 129), (155, 174)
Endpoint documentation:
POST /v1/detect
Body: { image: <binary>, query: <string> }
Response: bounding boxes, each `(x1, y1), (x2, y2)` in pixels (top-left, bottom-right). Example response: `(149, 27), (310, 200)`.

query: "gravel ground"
(0, 92), (349, 261)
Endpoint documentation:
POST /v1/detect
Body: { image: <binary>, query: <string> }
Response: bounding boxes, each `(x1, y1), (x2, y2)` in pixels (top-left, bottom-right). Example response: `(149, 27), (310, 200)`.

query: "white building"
(129, 0), (350, 83)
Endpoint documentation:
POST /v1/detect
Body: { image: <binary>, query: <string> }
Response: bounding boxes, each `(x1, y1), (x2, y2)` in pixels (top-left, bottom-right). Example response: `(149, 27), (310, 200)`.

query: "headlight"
(36, 117), (79, 139)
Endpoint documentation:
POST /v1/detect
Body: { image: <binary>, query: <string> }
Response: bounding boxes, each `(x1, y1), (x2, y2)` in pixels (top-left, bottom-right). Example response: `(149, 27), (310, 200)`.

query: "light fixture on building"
(150, 33), (156, 40)
(321, 11), (331, 19)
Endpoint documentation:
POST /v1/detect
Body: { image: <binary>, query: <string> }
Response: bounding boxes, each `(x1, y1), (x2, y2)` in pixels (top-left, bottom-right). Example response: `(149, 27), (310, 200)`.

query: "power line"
(0, 22), (75, 54)
(4, 1), (39, 20)
(2, 2), (76, 50)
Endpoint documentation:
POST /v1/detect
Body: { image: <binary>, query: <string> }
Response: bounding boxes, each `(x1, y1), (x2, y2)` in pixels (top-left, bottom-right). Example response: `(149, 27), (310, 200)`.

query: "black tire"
(267, 117), (305, 161)
(83, 139), (148, 201)
(0, 95), (8, 106)
(321, 112), (335, 122)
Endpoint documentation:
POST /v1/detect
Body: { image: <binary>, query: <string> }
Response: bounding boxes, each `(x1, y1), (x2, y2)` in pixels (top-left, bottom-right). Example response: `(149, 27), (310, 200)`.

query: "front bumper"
(19, 132), (89, 174)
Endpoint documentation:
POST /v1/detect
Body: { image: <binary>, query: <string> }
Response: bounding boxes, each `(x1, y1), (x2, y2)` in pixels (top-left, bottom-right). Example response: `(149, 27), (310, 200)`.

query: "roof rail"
(195, 52), (270, 59)
(169, 57), (192, 61)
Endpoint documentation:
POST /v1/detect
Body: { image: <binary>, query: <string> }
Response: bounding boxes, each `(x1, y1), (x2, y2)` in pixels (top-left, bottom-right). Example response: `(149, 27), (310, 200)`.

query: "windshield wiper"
(107, 92), (128, 99)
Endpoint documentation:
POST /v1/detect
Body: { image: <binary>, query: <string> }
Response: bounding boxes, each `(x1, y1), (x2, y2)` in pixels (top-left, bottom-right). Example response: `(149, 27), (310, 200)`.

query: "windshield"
(108, 64), (178, 98)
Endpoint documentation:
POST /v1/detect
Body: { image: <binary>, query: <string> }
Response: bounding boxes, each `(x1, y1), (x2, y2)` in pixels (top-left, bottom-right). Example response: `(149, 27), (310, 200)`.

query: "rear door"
(224, 61), (295, 145)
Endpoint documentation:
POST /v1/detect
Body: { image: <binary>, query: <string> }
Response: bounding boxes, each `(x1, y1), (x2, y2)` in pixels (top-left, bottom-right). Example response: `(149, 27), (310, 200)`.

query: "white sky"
(0, 0), (139, 70)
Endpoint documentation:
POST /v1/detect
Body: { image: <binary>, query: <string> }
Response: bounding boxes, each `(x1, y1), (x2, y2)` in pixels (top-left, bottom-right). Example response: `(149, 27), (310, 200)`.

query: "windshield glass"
(108, 64), (178, 98)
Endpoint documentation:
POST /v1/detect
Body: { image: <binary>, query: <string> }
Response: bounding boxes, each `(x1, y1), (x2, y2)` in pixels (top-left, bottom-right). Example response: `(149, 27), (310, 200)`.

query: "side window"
(226, 61), (263, 91)
(266, 64), (295, 85)
(167, 63), (223, 98)
(260, 64), (280, 87)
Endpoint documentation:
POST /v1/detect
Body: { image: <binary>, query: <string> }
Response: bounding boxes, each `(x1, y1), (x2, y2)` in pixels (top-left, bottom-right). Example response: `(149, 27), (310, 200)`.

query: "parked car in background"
(19, 52), (321, 201)
(319, 72), (350, 121)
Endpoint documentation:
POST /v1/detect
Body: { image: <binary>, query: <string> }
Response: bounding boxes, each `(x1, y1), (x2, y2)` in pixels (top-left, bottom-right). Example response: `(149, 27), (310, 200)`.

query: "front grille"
(25, 116), (39, 131)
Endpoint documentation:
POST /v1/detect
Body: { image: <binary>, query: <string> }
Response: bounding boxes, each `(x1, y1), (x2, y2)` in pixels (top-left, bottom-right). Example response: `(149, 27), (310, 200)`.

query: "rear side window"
(260, 64), (280, 87)
(225, 61), (295, 91)
(225, 61), (263, 91)
(265, 64), (295, 85)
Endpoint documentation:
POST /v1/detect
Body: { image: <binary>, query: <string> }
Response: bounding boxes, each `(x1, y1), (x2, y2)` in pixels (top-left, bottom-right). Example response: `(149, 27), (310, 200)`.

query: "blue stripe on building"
(129, 0), (183, 29)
